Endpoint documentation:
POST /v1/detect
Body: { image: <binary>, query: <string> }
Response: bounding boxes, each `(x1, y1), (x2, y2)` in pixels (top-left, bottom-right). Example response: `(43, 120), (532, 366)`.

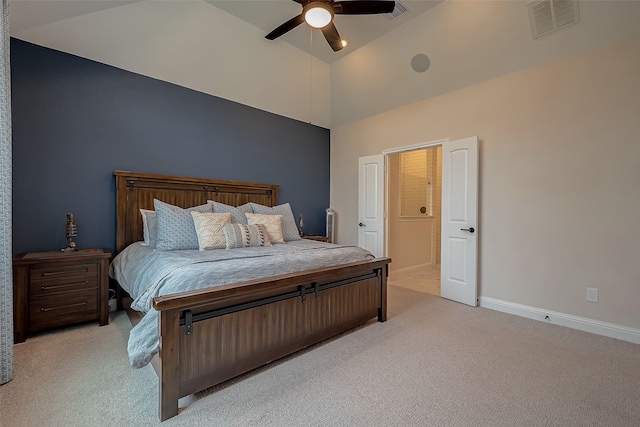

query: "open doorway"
(387, 145), (442, 296)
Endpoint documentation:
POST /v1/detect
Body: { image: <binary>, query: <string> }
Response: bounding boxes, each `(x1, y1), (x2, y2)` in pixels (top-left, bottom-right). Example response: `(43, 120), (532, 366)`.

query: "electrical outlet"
(586, 287), (599, 302)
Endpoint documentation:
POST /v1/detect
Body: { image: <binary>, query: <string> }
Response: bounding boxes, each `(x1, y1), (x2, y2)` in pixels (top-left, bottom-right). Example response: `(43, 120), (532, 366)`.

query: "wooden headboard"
(114, 170), (279, 253)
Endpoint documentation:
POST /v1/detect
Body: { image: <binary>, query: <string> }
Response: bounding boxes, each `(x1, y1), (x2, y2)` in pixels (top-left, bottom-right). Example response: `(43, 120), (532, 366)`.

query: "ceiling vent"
(383, 1), (408, 21)
(528, 0), (580, 39)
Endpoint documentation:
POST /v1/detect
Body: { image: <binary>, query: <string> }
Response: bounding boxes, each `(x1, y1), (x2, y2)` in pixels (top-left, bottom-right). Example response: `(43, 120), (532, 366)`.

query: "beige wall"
(388, 153), (433, 275)
(388, 148), (442, 275)
(330, 34), (640, 331)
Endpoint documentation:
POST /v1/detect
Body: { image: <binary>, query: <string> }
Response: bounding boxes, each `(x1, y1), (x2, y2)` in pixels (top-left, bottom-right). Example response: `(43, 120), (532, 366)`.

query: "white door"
(358, 154), (384, 257)
(441, 136), (478, 306)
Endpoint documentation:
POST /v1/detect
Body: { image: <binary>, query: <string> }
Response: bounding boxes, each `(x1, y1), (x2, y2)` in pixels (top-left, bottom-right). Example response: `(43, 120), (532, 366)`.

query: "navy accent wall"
(11, 39), (330, 256)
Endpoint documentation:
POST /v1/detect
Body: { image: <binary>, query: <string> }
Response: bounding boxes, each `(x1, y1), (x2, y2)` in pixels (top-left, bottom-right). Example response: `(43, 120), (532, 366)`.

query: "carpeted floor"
(1, 285), (639, 426)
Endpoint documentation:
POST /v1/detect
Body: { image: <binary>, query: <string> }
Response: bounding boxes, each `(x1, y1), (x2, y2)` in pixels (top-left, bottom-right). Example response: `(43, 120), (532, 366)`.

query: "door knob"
(461, 227), (475, 233)
(359, 223), (366, 227)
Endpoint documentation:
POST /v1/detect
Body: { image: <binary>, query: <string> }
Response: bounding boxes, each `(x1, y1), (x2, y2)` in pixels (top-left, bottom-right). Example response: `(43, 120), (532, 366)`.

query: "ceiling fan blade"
(321, 22), (344, 52)
(265, 14), (305, 40)
(333, 1), (396, 15)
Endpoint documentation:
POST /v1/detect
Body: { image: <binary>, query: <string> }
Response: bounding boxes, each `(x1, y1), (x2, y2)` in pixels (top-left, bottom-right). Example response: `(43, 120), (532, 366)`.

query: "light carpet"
(1, 285), (639, 426)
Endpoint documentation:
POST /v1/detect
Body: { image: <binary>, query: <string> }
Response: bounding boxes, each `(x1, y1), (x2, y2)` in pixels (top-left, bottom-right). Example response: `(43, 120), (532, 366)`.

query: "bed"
(111, 170), (391, 421)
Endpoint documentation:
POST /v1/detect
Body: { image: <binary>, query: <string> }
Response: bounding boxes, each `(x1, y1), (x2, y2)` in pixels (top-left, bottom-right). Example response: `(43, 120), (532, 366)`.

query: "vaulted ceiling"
(10, 1), (442, 63)
(9, 1), (640, 128)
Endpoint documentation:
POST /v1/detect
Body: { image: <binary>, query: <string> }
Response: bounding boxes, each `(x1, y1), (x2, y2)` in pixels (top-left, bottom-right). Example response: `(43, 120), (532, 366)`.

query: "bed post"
(378, 264), (388, 322)
(159, 308), (181, 421)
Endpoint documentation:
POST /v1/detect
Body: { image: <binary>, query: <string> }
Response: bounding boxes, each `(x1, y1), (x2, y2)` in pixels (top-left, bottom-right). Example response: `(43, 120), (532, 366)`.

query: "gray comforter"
(110, 240), (374, 368)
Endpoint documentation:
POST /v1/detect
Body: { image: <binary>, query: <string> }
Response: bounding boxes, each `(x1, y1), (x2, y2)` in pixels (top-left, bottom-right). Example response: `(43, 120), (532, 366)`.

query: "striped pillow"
(222, 224), (271, 249)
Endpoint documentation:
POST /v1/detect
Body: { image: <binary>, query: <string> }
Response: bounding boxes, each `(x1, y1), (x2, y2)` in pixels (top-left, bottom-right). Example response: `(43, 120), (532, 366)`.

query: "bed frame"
(113, 170), (390, 421)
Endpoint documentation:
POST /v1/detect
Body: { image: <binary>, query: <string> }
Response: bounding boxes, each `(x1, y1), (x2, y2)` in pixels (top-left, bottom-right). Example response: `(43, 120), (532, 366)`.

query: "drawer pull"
(40, 300), (88, 312)
(40, 281), (89, 291)
(41, 267), (89, 277)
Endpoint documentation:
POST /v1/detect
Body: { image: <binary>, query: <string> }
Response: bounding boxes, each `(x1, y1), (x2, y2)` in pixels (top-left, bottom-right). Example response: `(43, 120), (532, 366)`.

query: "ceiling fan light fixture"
(304, 2), (334, 28)
(266, 0), (395, 52)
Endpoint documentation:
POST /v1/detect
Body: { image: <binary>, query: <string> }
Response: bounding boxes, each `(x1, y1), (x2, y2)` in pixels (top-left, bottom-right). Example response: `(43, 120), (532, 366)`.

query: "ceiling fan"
(265, 0), (396, 52)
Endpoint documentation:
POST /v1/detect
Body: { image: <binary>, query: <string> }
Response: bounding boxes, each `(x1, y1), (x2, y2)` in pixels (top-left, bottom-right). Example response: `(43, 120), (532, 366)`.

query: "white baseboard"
(479, 297), (640, 345)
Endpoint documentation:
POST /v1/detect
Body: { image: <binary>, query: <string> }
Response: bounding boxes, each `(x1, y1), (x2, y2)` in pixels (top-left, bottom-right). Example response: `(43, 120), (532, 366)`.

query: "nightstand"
(12, 249), (111, 343)
(303, 235), (329, 242)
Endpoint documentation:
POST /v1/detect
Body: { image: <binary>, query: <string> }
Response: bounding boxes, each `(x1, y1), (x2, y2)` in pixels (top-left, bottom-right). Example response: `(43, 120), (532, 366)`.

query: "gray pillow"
(209, 201), (253, 224)
(140, 209), (157, 248)
(154, 199), (212, 251)
(249, 202), (301, 241)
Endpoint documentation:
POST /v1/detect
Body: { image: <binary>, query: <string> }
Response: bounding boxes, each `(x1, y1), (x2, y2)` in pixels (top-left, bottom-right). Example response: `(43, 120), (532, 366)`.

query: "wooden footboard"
(152, 257), (390, 421)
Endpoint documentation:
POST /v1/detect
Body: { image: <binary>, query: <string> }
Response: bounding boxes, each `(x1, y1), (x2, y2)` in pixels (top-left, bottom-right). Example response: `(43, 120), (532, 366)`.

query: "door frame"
(382, 139), (448, 259)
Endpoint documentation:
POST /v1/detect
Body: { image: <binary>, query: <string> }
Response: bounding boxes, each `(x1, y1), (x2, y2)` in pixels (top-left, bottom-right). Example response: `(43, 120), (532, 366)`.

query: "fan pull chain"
(309, 28), (313, 124)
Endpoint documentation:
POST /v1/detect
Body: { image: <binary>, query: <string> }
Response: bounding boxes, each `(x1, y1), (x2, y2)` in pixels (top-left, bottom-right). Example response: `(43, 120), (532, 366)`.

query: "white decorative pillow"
(245, 213), (285, 244)
(222, 223), (271, 249)
(249, 203), (301, 241)
(209, 201), (253, 224)
(191, 212), (232, 251)
(154, 199), (212, 251)
(139, 209), (157, 247)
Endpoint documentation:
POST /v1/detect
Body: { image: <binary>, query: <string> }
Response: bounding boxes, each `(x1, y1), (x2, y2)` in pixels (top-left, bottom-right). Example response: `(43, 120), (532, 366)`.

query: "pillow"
(191, 212), (232, 251)
(222, 223), (271, 249)
(154, 199), (212, 251)
(249, 202), (301, 241)
(139, 209), (157, 247)
(209, 201), (253, 224)
(245, 213), (285, 244)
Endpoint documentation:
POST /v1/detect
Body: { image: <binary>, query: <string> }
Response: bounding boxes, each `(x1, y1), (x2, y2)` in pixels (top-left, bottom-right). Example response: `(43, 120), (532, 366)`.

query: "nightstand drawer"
(31, 262), (97, 283)
(30, 274), (97, 296)
(29, 290), (98, 331)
